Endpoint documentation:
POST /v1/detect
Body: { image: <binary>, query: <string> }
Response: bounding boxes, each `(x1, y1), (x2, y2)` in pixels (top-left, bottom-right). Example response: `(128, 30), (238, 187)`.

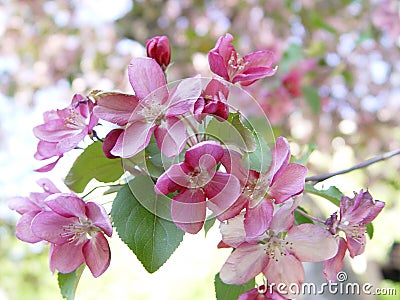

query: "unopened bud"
(146, 36), (171, 70)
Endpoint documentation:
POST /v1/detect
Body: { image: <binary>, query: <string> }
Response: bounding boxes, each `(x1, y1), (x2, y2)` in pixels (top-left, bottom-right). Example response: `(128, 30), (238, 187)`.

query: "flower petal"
(34, 157), (62, 172)
(205, 172), (241, 221)
(171, 188), (206, 234)
(208, 33), (234, 81)
(93, 92), (139, 126)
(346, 232), (366, 258)
(8, 196), (41, 214)
(166, 76), (202, 116)
(244, 200), (273, 238)
(83, 232), (111, 277)
(34, 141), (62, 160)
(154, 163), (191, 194)
(323, 237), (347, 282)
(154, 116), (187, 158)
(112, 121), (155, 158)
(31, 211), (77, 244)
(268, 137), (290, 179)
(102, 128), (124, 159)
(268, 163), (307, 204)
(128, 57), (168, 101)
(185, 141), (224, 169)
(15, 211), (42, 243)
(220, 212), (246, 248)
(45, 194), (86, 218)
(269, 198), (299, 232)
(57, 130), (87, 153)
(36, 178), (60, 194)
(85, 202), (113, 237)
(263, 254), (304, 298)
(220, 242), (267, 285)
(33, 119), (75, 142)
(286, 223), (339, 262)
(341, 190), (385, 224)
(50, 242), (85, 274)
(221, 149), (255, 187)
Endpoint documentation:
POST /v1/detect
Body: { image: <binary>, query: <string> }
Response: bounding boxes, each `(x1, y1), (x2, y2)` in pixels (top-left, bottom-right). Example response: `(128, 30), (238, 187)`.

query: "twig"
(306, 148), (400, 184)
(295, 208), (325, 224)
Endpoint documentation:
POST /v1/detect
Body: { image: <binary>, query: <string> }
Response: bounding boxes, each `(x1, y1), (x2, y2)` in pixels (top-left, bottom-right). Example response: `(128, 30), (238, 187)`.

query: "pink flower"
(281, 60), (316, 98)
(102, 128), (124, 159)
(33, 94), (98, 172)
(221, 137), (307, 238)
(239, 284), (288, 300)
(93, 57), (202, 158)
(194, 78), (229, 122)
(8, 178), (60, 243)
(31, 194), (112, 277)
(323, 190), (385, 281)
(154, 141), (241, 234)
(219, 199), (338, 297)
(146, 36), (171, 70)
(208, 33), (277, 86)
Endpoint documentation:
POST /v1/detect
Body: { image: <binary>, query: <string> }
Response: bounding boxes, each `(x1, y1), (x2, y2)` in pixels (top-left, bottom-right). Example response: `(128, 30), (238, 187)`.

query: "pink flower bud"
(146, 36), (171, 69)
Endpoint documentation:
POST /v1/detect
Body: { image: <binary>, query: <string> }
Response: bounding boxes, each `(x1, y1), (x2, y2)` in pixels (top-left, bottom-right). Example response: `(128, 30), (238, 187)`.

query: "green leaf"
(366, 222), (374, 239)
(144, 136), (183, 177)
(214, 272), (255, 300)
(280, 43), (303, 73)
(206, 112), (256, 152)
(305, 184), (342, 207)
(58, 264), (85, 300)
(301, 86), (320, 114)
(65, 142), (124, 193)
(204, 215), (216, 237)
(294, 207), (314, 225)
(294, 144), (317, 165)
(111, 177), (184, 273)
(310, 11), (336, 34)
(242, 134), (272, 173)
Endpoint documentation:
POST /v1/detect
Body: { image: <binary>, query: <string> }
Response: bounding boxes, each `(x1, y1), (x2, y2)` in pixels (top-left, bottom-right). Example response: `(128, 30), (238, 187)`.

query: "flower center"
(61, 218), (98, 244)
(260, 231), (293, 262)
(243, 175), (271, 207)
(227, 51), (247, 80)
(138, 99), (166, 125)
(187, 167), (212, 189)
(64, 107), (86, 129)
(339, 221), (365, 241)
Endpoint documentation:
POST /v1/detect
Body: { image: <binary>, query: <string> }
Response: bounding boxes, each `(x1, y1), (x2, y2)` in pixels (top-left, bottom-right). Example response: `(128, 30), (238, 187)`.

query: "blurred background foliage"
(0, 0), (399, 299)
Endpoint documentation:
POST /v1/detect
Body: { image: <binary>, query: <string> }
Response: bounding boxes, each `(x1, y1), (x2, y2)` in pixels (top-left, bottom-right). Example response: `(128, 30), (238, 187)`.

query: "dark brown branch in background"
(306, 148), (400, 184)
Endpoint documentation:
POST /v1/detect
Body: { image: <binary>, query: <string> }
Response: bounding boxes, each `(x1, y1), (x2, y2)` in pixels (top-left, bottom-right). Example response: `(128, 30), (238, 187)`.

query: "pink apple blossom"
(194, 78), (229, 122)
(208, 33), (277, 86)
(30, 194), (112, 277)
(221, 137), (307, 238)
(323, 190), (384, 281)
(93, 57), (202, 158)
(8, 178), (60, 243)
(281, 59), (316, 98)
(219, 199), (338, 297)
(33, 94), (98, 172)
(146, 35), (171, 70)
(154, 141), (241, 234)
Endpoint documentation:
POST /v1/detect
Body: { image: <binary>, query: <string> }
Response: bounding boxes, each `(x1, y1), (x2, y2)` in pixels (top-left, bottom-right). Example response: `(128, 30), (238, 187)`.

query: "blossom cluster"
(9, 34), (385, 299)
